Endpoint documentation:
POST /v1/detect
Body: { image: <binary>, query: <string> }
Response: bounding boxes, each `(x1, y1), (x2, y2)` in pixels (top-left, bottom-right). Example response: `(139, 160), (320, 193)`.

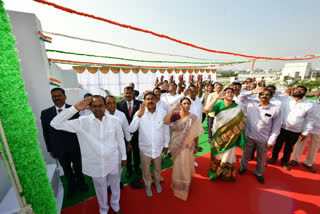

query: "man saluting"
(51, 95), (126, 214)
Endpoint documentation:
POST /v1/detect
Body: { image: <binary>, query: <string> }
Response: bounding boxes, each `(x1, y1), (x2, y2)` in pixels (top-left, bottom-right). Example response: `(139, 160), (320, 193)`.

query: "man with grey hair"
(51, 95), (126, 214)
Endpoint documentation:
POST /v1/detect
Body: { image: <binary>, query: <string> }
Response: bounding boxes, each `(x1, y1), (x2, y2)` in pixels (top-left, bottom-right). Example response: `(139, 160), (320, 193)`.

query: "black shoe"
(78, 183), (89, 192)
(135, 169), (142, 177)
(129, 177), (145, 189)
(282, 163), (290, 171)
(302, 163), (317, 173)
(255, 175), (264, 184)
(66, 188), (75, 199)
(249, 155), (255, 161)
(120, 182), (124, 190)
(198, 146), (203, 152)
(289, 160), (298, 167)
(238, 168), (246, 175)
(268, 158), (277, 164)
(126, 169), (132, 178)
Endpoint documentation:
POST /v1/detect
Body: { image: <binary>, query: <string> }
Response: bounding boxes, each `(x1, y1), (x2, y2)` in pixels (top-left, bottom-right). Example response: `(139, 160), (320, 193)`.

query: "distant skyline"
(4, 0), (320, 70)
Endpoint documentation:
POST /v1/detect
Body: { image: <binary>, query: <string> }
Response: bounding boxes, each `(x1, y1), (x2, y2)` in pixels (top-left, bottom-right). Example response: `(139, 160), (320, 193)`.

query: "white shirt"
(156, 99), (169, 113)
(106, 109), (132, 142)
(188, 96), (203, 121)
(206, 92), (218, 105)
(238, 91), (282, 145)
(55, 104), (66, 114)
(161, 92), (185, 110)
(79, 109), (92, 116)
(50, 106), (126, 177)
(278, 96), (314, 135)
(270, 96), (282, 106)
(309, 100), (320, 135)
(233, 95), (246, 115)
(126, 99), (134, 113)
(129, 107), (170, 159)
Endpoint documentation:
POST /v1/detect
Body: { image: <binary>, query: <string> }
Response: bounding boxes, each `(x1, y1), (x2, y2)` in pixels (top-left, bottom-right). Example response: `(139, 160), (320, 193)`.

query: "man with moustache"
(51, 95), (126, 214)
(41, 88), (87, 199)
(187, 85), (203, 121)
(161, 82), (190, 110)
(268, 86), (314, 170)
(129, 82), (139, 99)
(105, 95), (132, 188)
(153, 87), (169, 113)
(231, 82), (245, 112)
(238, 88), (282, 184)
(117, 86), (142, 178)
(289, 92), (320, 173)
(129, 92), (170, 197)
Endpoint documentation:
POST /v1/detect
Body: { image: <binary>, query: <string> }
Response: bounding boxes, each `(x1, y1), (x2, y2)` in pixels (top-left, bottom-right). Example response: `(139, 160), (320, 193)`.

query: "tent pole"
(0, 119), (27, 208)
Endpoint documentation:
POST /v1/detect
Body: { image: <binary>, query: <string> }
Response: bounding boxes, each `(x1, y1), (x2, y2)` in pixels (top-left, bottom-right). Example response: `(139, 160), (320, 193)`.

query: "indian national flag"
(49, 78), (61, 87)
(38, 31), (52, 43)
(78, 83), (84, 89)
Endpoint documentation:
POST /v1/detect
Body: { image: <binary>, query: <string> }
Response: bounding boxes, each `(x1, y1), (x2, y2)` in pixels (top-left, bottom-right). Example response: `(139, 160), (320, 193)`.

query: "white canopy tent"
(76, 67), (217, 96)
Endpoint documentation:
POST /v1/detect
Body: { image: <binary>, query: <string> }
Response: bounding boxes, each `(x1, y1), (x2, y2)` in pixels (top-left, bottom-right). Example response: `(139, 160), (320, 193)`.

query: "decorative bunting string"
(46, 49), (248, 65)
(38, 31), (52, 43)
(34, 0), (320, 61)
(43, 31), (223, 61)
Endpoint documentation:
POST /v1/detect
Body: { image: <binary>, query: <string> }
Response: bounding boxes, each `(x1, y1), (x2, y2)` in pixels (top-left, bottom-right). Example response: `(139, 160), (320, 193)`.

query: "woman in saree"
(204, 87), (246, 182)
(164, 97), (204, 201)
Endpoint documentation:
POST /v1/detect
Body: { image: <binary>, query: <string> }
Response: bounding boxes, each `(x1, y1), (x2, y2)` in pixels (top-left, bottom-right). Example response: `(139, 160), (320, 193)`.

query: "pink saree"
(170, 113), (204, 201)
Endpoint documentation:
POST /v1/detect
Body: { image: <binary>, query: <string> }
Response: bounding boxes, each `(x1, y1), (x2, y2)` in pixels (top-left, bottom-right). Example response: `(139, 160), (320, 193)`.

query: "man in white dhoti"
(51, 95), (126, 214)
(129, 92), (170, 197)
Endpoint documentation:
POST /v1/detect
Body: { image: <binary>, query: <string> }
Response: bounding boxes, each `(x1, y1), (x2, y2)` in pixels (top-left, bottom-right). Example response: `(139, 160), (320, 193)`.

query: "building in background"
(280, 62), (311, 81)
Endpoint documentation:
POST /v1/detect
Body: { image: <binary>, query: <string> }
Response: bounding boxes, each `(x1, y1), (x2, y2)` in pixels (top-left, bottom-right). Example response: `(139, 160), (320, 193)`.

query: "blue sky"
(3, 0), (320, 70)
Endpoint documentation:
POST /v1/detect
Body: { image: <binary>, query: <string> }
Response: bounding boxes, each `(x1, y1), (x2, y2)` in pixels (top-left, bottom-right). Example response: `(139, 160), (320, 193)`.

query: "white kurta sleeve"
(121, 115), (132, 141)
(115, 119), (127, 161)
(164, 124), (170, 148)
(129, 112), (140, 133)
(302, 105), (314, 136)
(50, 106), (82, 133)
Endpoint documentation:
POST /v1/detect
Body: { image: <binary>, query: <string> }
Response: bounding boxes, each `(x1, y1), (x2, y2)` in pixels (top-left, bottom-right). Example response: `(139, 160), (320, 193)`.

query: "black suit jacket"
(117, 99), (142, 140)
(40, 104), (81, 156)
(133, 89), (139, 98)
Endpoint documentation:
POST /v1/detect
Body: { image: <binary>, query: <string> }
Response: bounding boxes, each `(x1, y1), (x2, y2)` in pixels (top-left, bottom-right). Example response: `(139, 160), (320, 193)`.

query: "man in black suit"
(129, 82), (139, 99)
(117, 86), (142, 178)
(41, 88), (88, 198)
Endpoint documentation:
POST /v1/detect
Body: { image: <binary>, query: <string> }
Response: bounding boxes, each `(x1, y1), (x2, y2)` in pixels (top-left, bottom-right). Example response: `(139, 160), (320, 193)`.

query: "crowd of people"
(41, 78), (320, 214)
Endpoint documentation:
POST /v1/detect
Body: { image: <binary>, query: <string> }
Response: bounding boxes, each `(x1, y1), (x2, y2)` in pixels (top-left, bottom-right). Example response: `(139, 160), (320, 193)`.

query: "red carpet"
(62, 147), (320, 214)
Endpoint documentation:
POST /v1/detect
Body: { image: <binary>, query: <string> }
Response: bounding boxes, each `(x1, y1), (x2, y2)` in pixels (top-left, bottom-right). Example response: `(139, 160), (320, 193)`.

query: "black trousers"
(57, 150), (85, 191)
(202, 112), (206, 123)
(207, 116), (214, 140)
(271, 128), (301, 164)
(126, 137), (141, 173)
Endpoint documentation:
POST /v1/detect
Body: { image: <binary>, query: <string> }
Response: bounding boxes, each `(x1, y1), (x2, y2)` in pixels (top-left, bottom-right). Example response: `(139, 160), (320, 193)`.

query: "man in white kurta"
(129, 92), (170, 197)
(105, 95), (132, 183)
(51, 96), (126, 214)
(290, 93), (320, 173)
(187, 85), (203, 121)
(161, 82), (189, 110)
(153, 87), (169, 113)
